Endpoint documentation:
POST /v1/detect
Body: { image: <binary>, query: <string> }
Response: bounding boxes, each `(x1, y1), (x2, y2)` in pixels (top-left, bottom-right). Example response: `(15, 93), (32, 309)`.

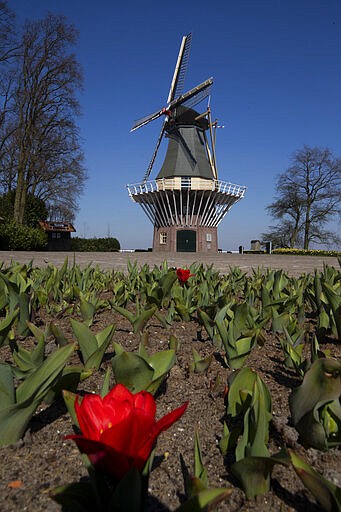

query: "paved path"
(0, 251), (339, 276)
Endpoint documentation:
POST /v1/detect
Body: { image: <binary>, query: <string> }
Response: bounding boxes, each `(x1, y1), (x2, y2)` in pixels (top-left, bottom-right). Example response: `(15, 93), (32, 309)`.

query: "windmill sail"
(167, 33), (192, 103)
(131, 78), (213, 133)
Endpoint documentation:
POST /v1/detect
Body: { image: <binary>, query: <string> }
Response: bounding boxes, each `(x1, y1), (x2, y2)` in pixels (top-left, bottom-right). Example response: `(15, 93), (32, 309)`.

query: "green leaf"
(0, 398), (40, 447)
(289, 358), (341, 426)
(112, 352), (154, 393)
(232, 452), (288, 500)
(197, 309), (215, 340)
(193, 430), (208, 489)
(70, 319), (98, 363)
(50, 481), (97, 511)
(0, 363), (15, 407)
(226, 367), (257, 417)
(322, 281), (341, 340)
(0, 309), (19, 347)
(49, 323), (69, 347)
(16, 343), (75, 404)
(190, 348), (213, 374)
(79, 297), (97, 326)
(175, 488), (232, 512)
(112, 305), (135, 326)
(100, 367), (111, 397)
(84, 324), (115, 371)
(147, 349), (176, 381)
(17, 292), (31, 336)
(289, 358), (341, 450)
(109, 467), (143, 512)
(62, 389), (79, 428)
(45, 366), (92, 404)
(288, 449), (341, 512)
(134, 305), (157, 333)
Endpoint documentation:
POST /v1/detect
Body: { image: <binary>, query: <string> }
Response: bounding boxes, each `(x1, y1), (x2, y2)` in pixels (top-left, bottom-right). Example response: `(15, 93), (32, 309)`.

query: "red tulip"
(66, 384), (187, 481)
(176, 268), (194, 285)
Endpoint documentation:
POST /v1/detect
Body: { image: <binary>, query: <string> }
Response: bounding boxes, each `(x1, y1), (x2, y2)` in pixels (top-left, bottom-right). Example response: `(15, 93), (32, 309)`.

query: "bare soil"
(0, 298), (340, 511)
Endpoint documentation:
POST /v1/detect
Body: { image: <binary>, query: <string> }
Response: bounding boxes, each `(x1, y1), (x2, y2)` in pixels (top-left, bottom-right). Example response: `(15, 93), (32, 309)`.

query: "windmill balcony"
(127, 178), (247, 197)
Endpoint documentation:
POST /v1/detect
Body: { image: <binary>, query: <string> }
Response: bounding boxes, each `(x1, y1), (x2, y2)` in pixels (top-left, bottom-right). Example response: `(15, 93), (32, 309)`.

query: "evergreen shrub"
(70, 237), (120, 252)
(0, 221), (47, 250)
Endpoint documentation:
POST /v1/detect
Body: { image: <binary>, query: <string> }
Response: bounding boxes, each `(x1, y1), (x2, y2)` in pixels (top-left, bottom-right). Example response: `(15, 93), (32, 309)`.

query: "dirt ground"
(0, 254), (340, 511)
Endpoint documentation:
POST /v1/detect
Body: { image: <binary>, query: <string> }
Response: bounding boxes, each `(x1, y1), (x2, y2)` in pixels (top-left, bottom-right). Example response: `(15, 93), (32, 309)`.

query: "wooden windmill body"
(127, 34), (246, 252)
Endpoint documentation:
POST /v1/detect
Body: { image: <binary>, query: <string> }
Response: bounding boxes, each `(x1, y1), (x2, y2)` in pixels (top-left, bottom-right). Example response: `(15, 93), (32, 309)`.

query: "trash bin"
(239, 245), (244, 254)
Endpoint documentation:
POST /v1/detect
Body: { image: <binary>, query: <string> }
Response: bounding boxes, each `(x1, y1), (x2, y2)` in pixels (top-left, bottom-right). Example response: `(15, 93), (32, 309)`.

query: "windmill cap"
(166, 105), (209, 131)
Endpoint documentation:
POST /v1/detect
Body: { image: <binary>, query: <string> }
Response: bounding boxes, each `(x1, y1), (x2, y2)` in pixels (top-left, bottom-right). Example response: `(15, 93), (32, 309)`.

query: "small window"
(206, 233), (212, 242)
(160, 232), (167, 245)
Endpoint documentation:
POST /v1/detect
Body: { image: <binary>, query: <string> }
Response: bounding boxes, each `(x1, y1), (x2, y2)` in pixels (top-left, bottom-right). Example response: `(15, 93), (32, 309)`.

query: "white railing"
(127, 178), (247, 198)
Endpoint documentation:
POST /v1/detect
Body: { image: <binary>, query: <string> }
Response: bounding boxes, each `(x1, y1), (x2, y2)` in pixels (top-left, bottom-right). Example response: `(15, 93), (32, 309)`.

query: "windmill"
(127, 33), (246, 252)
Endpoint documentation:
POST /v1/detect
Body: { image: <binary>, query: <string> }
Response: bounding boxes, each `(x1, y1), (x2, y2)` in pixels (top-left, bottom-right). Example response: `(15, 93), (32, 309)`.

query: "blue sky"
(10, 0), (341, 250)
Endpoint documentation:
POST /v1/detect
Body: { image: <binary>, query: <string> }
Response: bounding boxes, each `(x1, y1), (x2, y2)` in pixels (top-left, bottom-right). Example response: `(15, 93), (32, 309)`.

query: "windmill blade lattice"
(167, 33), (192, 103)
(142, 121), (166, 183)
(182, 81), (212, 109)
(131, 108), (165, 132)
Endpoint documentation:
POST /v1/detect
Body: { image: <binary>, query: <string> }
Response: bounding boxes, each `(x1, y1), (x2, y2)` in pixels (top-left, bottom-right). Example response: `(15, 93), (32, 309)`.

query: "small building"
(39, 221), (76, 251)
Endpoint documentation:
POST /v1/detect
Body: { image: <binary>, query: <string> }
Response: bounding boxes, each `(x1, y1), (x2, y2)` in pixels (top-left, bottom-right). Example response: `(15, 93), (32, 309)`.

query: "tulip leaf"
(112, 352), (154, 393)
(0, 398), (40, 447)
(226, 367), (257, 417)
(289, 358), (341, 449)
(232, 451), (289, 500)
(71, 320), (115, 370)
(288, 449), (341, 512)
(79, 297), (97, 326)
(190, 348), (213, 374)
(110, 467), (142, 512)
(193, 430), (208, 489)
(322, 281), (341, 340)
(291, 358), (341, 425)
(0, 363), (15, 407)
(197, 308), (215, 341)
(232, 456), (271, 498)
(175, 488), (233, 511)
(62, 389), (80, 428)
(71, 319), (98, 363)
(84, 325), (115, 371)
(112, 304), (135, 326)
(100, 367), (112, 397)
(134, 305), (158, 334)
(49, 322), (69, 347)
(45, 366), (92, 404)
(113, 341), (125, 355)
(147, 349), (176, 381)
(16, 343), (75, 404)
(51, 481), (97, 511)
(11, 322), (47, 377)
(0, 308), (19, 347)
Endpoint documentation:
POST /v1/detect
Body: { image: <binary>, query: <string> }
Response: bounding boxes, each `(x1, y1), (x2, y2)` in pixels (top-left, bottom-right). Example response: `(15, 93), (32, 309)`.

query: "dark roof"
(39, 220), (76, 233)
(156, 124), (215, 180)
(166, 105), (209, 131)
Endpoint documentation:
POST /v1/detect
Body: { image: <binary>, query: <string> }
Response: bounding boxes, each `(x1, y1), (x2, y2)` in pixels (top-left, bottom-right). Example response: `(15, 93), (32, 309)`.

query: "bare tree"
(265, 146), (341, 249)
(0, 11), (86, 224)
(0, 1), (17, 64)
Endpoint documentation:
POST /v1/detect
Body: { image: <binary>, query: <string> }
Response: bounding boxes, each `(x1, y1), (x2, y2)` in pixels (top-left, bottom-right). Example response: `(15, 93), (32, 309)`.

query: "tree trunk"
(13, 148), (27, 224)
(13, 171), (26, 224)
(304, 204), (311, 250)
